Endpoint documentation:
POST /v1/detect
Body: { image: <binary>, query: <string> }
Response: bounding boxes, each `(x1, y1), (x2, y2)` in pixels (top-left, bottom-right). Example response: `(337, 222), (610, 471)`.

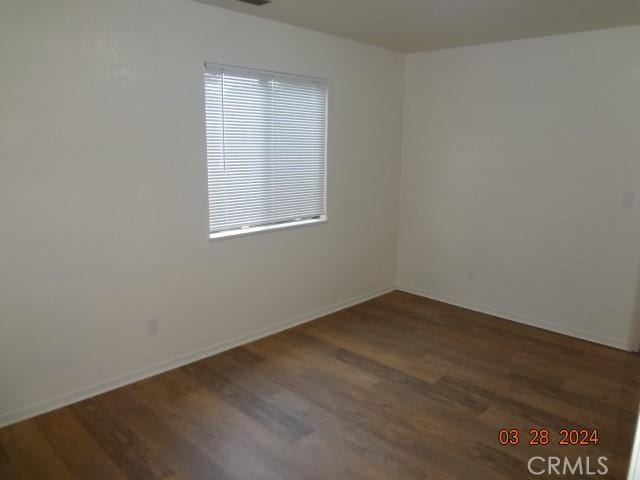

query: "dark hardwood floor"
(1, 291), (639, 479)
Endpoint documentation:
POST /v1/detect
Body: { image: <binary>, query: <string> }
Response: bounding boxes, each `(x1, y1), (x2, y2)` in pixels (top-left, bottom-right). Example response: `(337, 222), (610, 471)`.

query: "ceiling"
(192, 0), (640, 53)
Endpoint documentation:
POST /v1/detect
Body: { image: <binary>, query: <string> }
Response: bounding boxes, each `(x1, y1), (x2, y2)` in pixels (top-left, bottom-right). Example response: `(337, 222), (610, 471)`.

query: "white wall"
(0, 0), (404, 425)
(398, 26), (640, 350)
(628, 415), (640, 480)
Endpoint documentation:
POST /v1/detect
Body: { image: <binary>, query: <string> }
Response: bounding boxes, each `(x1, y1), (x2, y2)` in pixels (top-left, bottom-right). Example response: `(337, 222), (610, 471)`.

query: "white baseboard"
(0, 285), (395, 429)
(397, 285), (635, 352)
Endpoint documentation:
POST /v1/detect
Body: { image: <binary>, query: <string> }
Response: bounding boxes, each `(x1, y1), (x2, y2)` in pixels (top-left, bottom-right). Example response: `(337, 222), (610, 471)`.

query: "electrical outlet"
(622, 192), (635, 209)
(147, 320), (159, 336)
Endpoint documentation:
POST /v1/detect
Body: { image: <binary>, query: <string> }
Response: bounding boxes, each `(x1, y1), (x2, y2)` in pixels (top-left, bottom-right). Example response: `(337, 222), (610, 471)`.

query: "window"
(204, 63), (328, 239)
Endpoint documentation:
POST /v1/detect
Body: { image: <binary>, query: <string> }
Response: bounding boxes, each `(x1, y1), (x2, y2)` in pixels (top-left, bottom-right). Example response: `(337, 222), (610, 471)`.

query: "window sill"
(209, 216), (327, 240)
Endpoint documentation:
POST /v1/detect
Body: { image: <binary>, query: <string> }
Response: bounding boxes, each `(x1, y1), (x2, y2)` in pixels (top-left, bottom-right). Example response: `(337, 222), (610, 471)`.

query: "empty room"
(2, 0), (640, 479)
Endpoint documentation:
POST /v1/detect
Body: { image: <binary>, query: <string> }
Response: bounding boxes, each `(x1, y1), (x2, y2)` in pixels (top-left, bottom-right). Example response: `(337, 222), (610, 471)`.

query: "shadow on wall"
(629, 262), (640, 353)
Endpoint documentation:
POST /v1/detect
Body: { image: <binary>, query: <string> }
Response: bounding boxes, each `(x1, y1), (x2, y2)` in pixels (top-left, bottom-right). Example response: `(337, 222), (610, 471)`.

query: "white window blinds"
(204, 63), (328, 238)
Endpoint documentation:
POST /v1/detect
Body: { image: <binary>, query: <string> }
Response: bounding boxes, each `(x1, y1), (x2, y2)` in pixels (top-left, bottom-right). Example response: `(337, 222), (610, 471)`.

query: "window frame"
(204, 63), (329, 240)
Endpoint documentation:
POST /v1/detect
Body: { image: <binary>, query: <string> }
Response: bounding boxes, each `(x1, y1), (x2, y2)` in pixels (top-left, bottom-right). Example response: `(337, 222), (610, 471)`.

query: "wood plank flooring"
(2, 290), (640, 479)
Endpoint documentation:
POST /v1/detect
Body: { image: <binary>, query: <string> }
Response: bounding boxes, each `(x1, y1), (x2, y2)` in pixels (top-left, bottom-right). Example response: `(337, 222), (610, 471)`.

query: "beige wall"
(397, 26), (640, 350)
(0, 0), (404, 425)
